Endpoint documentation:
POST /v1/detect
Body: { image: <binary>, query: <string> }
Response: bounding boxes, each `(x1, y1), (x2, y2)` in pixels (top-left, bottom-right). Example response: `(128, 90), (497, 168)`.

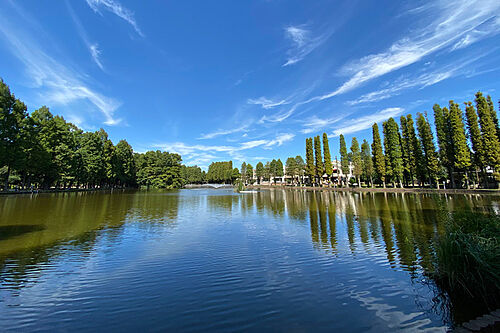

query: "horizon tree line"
(1, 78), (188, 190)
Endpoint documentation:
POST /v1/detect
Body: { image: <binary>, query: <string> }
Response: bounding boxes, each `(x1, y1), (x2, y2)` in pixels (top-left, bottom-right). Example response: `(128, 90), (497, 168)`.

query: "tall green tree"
(323, 133), (333, 180)
(464, 102), (484, 185)
(270, 159), (278, 184)
(240, 162), (247, 183)
(245, 163), (253, 184)
(371, 123), (386, 187)
(350, 137), (362, 186)
(475, 92), (500, 176)
(135, 151), (182, 189)
(433, 104), (455, 187)
(339, 134), (349, 186)
(0, 80), (28, 190)
(416, 113), (440, 188)
(407, 115), (425, 186)
(276, 159), (284, 183)
(264, 161), (271, 181)
(295, 155), (305, 184)
(114, 140), (136, 187)
(449, 101), (471, 187)
(255, 161), (264, 184)
(382, 118), (404, 187)
(305, 138), (315, 184)
(400, 116), (412, 185)
(314, 135), (323, 185)
(486, 95), (500, 140)
(286, 157), (298, 184)
(361, 139), (373, 186)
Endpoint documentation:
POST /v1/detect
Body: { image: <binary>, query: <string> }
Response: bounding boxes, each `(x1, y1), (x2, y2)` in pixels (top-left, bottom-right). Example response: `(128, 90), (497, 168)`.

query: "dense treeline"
(0, 79), (185, 190)
(205, 161), (239, 184)
(304, 92), (500, 189)
(239, 92), (500, 189)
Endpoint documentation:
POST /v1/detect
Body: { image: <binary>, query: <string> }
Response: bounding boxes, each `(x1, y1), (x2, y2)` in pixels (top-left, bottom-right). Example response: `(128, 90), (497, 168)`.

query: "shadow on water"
(0, 189), (180, 291)
(0, 225), (45, 241)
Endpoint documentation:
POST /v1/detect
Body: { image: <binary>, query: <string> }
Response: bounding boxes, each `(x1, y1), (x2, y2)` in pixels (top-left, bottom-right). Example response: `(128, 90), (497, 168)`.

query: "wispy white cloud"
(347, 51), (493, 105)
(248, 97), (288, 109)
(347, 71), (453, 105)
(0, 11), (121, 125)
(331, 107), (404, 136)
(153, 133), (295, 167)
(66, 1), (105, 70)
(320, 0), (500, 99)
(264, 133), (295, 147)
(301, 115), (347, 134)
(261, 0), (500, 122)
(198, 125), (248, 140)
(86, 0), (143, 37)
(283, 25), (331, 66)
(89, 44), (104, 70)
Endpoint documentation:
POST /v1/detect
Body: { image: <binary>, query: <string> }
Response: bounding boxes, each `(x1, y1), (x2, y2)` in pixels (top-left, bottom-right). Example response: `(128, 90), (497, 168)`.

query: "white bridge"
(184, 184), (234, 189)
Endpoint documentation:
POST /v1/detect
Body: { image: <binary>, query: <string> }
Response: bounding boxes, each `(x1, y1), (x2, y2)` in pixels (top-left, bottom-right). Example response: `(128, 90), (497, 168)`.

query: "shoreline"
(0, 187), (134, 196)
(247, 184), (500, 195)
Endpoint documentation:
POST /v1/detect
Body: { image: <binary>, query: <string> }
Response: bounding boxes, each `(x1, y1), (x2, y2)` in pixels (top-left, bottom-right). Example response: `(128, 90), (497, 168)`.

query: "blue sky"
(1, 0), (500, 169)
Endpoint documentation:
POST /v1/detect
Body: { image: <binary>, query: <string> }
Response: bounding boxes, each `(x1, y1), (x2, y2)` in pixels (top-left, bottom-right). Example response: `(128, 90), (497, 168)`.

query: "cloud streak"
(0, 10), (121, 125)
(198, 125), (249, 140)
(86, 0), (143, 37)
(283, 25), (331, 66)
(260, 0), (500, 123)
(331, 107), (404, 136)
(153, 133), (295, 166)
(66, 1), (105, 70)
(301, 115), (348, 134)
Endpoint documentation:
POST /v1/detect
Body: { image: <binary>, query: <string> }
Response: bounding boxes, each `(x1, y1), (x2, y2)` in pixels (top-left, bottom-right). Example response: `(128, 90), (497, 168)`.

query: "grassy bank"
(432, 211), (500, 313)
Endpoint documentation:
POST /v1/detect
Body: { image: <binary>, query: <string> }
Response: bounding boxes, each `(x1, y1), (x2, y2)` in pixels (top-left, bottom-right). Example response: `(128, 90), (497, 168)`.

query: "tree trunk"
(3, 164), (10, 191)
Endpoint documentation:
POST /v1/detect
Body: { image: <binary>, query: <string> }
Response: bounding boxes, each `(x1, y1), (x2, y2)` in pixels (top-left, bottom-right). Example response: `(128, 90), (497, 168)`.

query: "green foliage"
(383, 118), (403, 186)
(486, 95), (500, 140)
(475, 92), (500, 170)
(433, 211), (500, 306)
(323, 133), (333, 175)
(245, 163), (253, 184)
(286, 157), (298, 177)
(264, 161), (271, 180)
(181, 165), (204, 184)
(276, 159), (284, 177)
(255, 162), (264, 183)
(416, 113), (440, 185)
(361, 139), (373, 184)
(339, 134), (349, 176)
(135, 151), (182, 189)
(206, 161), (234, 184)
(314, 135), (323, 178)
(449, 101), (471, 171)
(371, 123), (385, 185)
(464, 102), (484, 170)
(240, 162), (247, 182)
(350, 137), (362, 179)
(295, 156), (305, 177)
(305, 138), (315, 180)
(407, 115), (426, 184)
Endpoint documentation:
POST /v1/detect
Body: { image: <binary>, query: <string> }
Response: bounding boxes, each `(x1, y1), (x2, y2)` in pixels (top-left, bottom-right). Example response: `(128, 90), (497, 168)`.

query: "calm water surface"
(0, 189), (498, 332)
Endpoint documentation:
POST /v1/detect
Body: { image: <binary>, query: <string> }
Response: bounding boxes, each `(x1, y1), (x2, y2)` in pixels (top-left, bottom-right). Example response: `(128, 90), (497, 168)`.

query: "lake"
(0, 189), (498, 332)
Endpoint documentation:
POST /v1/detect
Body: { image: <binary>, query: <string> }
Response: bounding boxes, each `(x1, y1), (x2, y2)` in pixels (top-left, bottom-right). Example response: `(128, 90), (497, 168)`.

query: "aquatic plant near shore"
(432, 211), (500, 308)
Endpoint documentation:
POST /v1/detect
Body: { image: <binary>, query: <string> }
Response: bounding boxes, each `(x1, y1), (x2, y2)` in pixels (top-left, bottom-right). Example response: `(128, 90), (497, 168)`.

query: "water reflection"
(0, 189), (498, 330)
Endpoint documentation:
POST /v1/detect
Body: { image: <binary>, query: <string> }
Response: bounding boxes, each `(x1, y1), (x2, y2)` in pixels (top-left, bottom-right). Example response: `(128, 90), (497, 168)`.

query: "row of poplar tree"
(0, 79), (188, 190)
(304, 91), (499, 189)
